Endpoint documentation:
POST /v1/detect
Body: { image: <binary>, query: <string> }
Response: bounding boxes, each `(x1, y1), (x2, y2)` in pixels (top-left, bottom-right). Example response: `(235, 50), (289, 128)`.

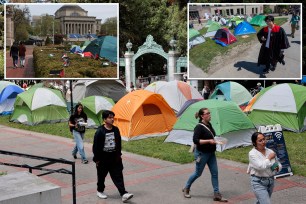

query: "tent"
(70, 46), (82, 53)
(81, 40), (91, 51)
(10, 87), (69, 125)
(165, 100), (256, 151)
(176, 99), (203, 117)
(145, 81), (203, 113)
(80, 96), (114, 128)
(189, 29), (205, 49)
(209, 81), (252, 106)
(71, 80), (127, 103)
(204, 22), (221, 37)
(250, 15), (266, 27)
(83, 36), (117, 63)
(301, 76), (306, 85)
(234, 21), (256, 36)
(0, 81), (24, 115)
(248, 83), (306, 132)
(214, 28), (237, 45)
(112, 90), (177, 140)
(83, 52), (94, 58)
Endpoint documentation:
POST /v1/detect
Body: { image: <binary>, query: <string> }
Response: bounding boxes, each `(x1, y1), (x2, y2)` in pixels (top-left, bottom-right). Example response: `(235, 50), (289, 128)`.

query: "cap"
(257, 83), (261, 86)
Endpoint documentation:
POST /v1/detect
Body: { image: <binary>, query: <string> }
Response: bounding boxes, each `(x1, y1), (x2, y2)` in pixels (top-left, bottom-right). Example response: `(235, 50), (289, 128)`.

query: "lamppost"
(53, 16), (55, 45)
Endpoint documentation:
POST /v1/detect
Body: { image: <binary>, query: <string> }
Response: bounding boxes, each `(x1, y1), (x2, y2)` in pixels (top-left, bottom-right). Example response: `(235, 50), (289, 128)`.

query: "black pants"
(96, 158), (127, 196)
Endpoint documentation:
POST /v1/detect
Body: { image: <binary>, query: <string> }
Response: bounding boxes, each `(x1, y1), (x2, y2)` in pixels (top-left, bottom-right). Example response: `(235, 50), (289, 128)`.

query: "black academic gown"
(257, 25), (290, 66)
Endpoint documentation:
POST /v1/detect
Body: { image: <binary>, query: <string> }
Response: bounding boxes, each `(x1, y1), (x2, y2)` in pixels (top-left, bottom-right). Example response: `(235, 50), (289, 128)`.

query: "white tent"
(71, 80), (127, 103)
(145, 81), (203, 113)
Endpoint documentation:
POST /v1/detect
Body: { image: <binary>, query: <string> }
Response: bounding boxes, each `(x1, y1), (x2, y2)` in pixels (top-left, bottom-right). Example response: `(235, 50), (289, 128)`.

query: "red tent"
(83, 52), (94, 58)
(214, 28), (237, 45)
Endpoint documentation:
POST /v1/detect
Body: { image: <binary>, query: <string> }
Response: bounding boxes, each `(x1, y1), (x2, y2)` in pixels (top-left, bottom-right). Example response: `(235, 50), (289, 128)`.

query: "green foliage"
(100, 17), (117, 36)
(32, 46), (117, 78)
(45, 36), (52, 45)
(15, 24), (29, 42)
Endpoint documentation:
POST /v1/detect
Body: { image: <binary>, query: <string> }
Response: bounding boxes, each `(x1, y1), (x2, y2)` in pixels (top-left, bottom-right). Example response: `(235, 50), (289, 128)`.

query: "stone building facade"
(55, 5), (101, 35)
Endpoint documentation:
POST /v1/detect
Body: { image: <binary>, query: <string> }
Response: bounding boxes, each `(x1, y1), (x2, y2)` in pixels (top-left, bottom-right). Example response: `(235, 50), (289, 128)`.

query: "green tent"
(189, 29), (200, 40)
(80, 96), (114, 128)
(209, 81), (252, 106)
(248, 83), (306, 132)
(165, 100), (255, 151)
(83, 36), (117, 63)
(207, 21), (221, 32)
(81, 40), (91, 51)
(250, 15), (266, 27)
(10, 87), (69, 125)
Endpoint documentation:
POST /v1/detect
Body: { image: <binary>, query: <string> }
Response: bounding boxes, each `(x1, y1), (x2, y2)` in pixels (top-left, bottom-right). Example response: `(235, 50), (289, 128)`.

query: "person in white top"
(247, 132), (282, 204)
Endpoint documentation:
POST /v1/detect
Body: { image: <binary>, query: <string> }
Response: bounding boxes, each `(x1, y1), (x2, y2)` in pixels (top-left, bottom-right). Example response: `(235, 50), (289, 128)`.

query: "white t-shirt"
(265, 27), (272, 48)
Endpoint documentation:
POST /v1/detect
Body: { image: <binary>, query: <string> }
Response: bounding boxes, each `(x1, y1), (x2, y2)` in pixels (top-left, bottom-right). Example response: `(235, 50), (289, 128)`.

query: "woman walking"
(183, 108), (227, 202)
(69, 103), (89, 164)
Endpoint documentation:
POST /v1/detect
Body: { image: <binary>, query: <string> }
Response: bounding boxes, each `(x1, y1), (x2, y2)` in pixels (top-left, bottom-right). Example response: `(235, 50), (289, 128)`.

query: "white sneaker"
(122, 193), (133, 202)
(97, 191), (107, 199)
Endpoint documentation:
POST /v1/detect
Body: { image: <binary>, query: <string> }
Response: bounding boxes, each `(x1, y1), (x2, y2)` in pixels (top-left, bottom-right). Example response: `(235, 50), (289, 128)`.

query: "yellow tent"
(112, 90), (177, 140)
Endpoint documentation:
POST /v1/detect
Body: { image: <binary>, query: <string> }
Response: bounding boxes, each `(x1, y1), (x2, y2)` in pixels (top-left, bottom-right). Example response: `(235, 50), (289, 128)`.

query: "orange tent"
(243, 93), (259, 113)
(112, 90), (177, 140)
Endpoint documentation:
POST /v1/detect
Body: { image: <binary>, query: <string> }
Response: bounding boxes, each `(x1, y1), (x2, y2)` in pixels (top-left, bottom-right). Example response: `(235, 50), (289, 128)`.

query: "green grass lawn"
(189, 18), (289, 71)
(0, 115), (305, 177)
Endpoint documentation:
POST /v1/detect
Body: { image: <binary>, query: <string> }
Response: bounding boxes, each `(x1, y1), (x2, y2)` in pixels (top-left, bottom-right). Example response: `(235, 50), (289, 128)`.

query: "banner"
(258, 124), (293, 178)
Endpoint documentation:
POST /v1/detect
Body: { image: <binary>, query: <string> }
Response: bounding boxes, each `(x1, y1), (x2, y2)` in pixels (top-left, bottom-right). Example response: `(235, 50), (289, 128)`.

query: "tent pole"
(70, 80), (73, 115)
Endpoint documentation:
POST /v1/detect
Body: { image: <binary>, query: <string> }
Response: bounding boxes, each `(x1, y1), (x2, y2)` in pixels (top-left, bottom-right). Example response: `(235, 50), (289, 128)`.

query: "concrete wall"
(0, 171), (61, 204)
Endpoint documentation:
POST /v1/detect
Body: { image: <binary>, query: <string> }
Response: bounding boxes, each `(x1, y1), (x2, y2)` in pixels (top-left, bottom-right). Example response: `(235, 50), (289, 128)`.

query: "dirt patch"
(207, 41), (254, 75)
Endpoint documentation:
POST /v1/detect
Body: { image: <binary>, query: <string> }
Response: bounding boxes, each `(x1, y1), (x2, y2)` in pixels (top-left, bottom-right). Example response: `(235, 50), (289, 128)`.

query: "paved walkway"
(0, 124), (305, 204)
(189, 15), (302, 79)
(6, 45), (35, 78)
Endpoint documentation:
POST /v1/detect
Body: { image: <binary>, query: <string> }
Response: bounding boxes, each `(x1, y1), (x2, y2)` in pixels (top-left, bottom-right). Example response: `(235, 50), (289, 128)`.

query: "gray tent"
(71, 80), (127, 103)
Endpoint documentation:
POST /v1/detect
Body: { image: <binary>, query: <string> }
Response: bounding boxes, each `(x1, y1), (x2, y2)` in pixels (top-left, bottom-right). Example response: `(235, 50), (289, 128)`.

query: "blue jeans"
(185, 149), (219, 192)
(72, 130), (87, 161)
(251, 175), (274, 204)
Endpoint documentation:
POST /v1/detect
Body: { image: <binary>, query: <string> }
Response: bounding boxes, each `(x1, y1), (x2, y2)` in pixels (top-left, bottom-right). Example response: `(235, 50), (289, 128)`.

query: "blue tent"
(70, 46), (82, 53)
(83, 36), (117, 63)
(234, 22), (256, 36)
(301, 76), (306, 84)
(0, 81), (24, 115)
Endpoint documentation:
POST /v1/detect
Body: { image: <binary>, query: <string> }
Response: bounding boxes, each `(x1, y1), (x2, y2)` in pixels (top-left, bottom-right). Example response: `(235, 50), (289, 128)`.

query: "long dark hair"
(73, 103), (85, 116)
(195, 108), (208, 123)
(251, 132), (263, 147)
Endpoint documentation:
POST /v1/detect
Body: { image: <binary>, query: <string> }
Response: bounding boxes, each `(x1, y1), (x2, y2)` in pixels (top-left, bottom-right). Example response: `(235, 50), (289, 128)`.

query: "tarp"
(10, 87), (69, 125)
(301, 76), (306, 84)
(248, 83), (306, 132)
(145, 81), (203, 113)
(81, 95), (114, 128)
(209, 81), (252, 106)
(214, 28), (237, 45)
(70, 46), (82, 53)
(83, 36), (117, 63)
(234, 21), (256, 36)
(112, 90), (177, 140)
(165, 100), (255, 151)
(71, 80), (127, 103)
(0, 81), (24, 115)
(250, 15), (266, 27)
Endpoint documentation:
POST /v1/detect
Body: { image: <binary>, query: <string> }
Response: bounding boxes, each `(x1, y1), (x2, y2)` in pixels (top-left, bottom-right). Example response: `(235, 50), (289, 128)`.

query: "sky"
(13, 3), (118, 23)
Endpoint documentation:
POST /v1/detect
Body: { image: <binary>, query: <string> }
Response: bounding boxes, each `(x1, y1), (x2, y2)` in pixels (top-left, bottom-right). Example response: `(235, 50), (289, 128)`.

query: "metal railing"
(0, 150), (76, 204)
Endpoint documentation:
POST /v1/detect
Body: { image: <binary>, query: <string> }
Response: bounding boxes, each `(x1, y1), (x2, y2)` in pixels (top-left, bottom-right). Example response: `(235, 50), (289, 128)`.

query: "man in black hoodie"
(93, 110), (133, 203)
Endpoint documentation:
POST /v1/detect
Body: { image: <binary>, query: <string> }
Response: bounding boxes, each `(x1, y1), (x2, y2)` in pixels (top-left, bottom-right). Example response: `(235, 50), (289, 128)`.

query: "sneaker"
(263, 68), (269, 74)
(214, 192), (228, 202)
(182, 188), (191, 198)
(72, 154), (77, 159)
(97, 191), (107, 199)
(122, 193), (133, 203)
(82, 160), (88, 164)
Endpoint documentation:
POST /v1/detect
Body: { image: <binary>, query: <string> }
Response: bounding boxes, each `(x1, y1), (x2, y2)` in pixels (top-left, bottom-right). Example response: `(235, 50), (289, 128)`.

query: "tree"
(10, 5), (31, 39)
(100, 17), (117, 36)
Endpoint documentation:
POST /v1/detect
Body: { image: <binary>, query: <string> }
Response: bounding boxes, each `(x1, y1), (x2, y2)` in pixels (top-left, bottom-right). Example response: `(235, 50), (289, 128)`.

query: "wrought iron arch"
(131, 35), (169, 82)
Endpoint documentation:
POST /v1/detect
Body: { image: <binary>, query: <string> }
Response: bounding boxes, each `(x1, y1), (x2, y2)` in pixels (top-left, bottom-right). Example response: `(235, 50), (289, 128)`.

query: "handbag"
(296, 24), (300, 30)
